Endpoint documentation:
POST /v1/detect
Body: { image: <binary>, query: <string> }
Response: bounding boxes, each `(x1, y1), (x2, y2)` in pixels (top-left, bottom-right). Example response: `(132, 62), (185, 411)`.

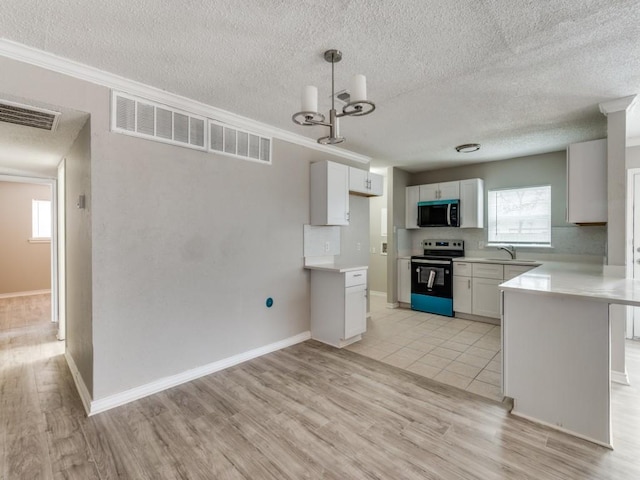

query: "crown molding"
(0, 39), (370, 165)
(599, 95), (638, 115)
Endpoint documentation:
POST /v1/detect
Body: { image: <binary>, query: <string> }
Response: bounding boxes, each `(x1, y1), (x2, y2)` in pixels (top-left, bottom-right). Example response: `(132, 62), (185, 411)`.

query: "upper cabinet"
(405, 185), (420, 229)
(459, 178), (484, 228)
(406, 179), (483, 229)
(566, 139), (607, 224)
(349, 168), (383, 197)
(310, 160), (349, 226)
(419, 181), (460, 201)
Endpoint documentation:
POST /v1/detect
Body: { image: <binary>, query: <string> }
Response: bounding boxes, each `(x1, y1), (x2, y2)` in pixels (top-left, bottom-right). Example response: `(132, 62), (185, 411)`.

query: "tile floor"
(346, 294), (503, 401)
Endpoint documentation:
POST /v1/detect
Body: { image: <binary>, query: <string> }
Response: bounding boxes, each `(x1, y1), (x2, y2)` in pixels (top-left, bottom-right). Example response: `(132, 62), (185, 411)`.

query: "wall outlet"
(324, 241), (330, 252)
(479, 241), (485, 249)
(356, 242), (361, 251)
(371, 247), (376, 254)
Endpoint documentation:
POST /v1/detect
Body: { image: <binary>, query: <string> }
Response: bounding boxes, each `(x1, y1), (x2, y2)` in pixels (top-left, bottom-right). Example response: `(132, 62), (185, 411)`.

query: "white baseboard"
(611, 369), (630, 386)
(369, 291), (387, 297)
(387, 302), (400, 309)
(0, 289), (51, 299)
(510, 409), (613, 450)
(65, 351), (92, 416)
(88, 331), (311, 416)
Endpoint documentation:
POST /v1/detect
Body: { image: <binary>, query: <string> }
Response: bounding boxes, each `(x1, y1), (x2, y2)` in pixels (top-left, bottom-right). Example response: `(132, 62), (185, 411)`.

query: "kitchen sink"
(485, 258), (539, 263)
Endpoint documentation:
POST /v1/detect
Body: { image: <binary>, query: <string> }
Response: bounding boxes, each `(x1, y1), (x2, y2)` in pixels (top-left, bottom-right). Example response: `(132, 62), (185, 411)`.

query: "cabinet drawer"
(454, 262), (472, 277)
(472, 263), (504, 280)
(345, 270), (367, 287)
(504, 264), (536, 281)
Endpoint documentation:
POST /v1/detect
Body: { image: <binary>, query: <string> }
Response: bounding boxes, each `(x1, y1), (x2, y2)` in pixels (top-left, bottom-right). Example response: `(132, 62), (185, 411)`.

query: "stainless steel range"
(411, 239), (465, 317)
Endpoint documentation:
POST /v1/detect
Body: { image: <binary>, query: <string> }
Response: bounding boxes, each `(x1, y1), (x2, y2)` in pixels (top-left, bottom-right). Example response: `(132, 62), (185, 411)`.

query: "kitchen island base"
(503, 290), (611, 448)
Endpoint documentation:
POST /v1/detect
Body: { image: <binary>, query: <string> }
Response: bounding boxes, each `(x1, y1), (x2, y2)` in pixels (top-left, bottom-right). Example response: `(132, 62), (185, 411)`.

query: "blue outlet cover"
(266, 297), (274, 308)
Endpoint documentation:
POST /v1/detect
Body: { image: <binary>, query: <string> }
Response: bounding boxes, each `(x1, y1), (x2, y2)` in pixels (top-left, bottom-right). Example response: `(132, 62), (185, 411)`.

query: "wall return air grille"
(0, 100), (61, 131)
(111, 91), (271, 164)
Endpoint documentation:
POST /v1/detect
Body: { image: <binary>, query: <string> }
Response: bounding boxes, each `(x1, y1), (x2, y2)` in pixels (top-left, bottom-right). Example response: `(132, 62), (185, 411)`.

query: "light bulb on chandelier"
(292, 49), (375, 145)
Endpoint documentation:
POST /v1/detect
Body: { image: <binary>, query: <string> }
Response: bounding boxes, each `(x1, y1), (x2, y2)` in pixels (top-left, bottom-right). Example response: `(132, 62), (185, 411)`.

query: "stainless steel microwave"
(417, 200), (459, 227)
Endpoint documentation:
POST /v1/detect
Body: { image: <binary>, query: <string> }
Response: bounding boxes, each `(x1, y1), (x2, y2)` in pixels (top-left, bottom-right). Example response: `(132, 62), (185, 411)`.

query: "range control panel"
(422, 239), (465, 251)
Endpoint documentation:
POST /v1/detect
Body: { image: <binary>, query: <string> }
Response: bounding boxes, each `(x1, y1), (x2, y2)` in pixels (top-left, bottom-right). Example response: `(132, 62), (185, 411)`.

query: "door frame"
(0, 173), (61, 334)
(627, 168), (640, 339)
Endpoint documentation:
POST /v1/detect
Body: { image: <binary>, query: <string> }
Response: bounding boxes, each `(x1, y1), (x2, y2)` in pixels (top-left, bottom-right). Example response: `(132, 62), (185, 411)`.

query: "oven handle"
(412, 259), (451, 265)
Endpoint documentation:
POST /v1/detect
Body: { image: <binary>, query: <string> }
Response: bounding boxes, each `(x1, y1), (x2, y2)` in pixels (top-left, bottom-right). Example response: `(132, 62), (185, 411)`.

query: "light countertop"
(304, 264), (368, 273)
(500, 262), (640, 307)
(453, 257), (542, 267)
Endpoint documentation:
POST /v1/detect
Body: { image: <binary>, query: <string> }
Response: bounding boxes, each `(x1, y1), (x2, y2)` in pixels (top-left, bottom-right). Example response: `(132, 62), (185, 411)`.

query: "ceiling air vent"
(0, 100), (61, 131)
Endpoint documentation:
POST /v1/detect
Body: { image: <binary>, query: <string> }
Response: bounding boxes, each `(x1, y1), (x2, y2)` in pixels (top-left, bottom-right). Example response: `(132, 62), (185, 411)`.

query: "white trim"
(387, 302), (400, 309)
(0, 39), (370, 165)
(65, 351), (92, 416)
(28, 237), (51, 243)
(369, 290), (386, 297)
(611, 369), (630, 386)
(88, 331), (311, 416)
(0, 289), (51, 299)
(509, 409), (613, 450)
(599, 95), (638, 115)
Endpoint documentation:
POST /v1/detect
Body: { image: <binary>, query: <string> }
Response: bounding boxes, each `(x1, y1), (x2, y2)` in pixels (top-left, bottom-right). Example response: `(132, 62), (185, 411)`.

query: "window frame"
(486, 185), (552, 247)
(30, 199), (52, 243)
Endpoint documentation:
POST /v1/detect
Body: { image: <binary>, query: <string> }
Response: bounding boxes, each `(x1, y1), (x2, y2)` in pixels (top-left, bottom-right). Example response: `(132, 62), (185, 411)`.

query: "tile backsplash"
(402, 225), (606, 263)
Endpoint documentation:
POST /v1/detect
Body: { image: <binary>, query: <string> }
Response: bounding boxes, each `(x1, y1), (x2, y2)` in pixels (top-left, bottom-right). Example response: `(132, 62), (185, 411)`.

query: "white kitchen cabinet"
(504, 264), (536, 281)
(310, 268), (367, 348)
(397, 258), (411, 304)
(419, 181), (460, 201)
(348, 168), (384, 197)
(453, 274), (472, 314)
(459, 178), (484, 228)
(405, 185), (420, 229)
(310, 160), (349, 226)
(472, 277), (503, 318)
(566, 138), (607, 224)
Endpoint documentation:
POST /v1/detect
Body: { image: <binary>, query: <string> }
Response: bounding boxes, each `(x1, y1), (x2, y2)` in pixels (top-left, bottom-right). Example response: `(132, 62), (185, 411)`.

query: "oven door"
(411, 258), (452, 299)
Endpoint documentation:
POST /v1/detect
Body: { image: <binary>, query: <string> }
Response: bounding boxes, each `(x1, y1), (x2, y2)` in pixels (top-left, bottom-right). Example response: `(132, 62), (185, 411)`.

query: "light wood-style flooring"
(2, 294), (640, 479)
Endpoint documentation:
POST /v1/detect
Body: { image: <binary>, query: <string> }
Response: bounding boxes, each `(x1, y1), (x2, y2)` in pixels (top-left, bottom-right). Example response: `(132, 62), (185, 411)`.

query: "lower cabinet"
(453, 261), (537, 319)
(311, 269), (367, 347)
(471, 277), (503, 318)
(397, 258), (411, 304)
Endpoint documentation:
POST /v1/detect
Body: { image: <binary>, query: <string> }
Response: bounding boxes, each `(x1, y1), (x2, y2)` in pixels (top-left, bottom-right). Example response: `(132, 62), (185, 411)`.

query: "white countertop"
(304, 263), (368, 273)
(500, 261), (640, 307)
(454, 257), (542, 267)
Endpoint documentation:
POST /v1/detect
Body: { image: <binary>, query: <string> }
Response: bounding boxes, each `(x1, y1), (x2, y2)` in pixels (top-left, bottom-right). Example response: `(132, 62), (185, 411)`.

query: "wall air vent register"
(0, 100), (61, 131)
(111, 91), (271, 164)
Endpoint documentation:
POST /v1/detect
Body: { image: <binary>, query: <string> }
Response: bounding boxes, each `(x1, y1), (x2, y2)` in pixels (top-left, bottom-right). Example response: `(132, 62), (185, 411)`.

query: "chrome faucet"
(498, 245), (516, 259)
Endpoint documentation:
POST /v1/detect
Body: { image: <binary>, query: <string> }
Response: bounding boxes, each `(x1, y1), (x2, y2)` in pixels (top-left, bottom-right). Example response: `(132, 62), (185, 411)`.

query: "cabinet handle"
(468, 279), (471, 288)
(353, 274), (362, 277)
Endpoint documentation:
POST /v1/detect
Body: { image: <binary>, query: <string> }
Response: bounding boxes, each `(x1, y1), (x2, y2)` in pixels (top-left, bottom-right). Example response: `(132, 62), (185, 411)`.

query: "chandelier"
(292, 49), (375, 145)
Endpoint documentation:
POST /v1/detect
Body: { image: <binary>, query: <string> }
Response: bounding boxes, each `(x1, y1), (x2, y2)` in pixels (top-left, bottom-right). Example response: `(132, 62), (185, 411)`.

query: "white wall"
(368, 175), (387, 293)
(0, 55), (371, 401)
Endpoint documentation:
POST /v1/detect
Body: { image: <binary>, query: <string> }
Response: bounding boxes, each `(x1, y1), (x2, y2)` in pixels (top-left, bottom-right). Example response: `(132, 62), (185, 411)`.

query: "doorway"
(630, 169), (640, 339)
(0, 175), (62, 337)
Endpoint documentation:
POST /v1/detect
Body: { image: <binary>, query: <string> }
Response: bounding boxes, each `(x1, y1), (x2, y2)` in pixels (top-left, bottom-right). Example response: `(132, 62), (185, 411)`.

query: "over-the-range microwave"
(417, 199), (460, 227)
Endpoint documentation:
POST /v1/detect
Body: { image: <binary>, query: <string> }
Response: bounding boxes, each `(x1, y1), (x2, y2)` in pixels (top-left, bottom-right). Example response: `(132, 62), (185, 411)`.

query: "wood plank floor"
(2, 295), (640, 479)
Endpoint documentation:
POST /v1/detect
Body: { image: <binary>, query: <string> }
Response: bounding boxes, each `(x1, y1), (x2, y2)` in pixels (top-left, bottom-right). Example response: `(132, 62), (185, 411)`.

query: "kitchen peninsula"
(501, 262), (640, 448)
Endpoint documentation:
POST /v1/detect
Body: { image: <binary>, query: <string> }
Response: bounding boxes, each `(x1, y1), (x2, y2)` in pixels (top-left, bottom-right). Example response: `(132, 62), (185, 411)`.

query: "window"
(487, 186), (551, 245)
(32, 199), (52, 239)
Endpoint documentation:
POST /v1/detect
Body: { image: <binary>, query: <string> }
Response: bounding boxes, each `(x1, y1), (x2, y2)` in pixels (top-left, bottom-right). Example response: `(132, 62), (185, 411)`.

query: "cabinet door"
(348, 167), (369, 195)
(344, 284), (367, 339)
(405, 185), (420, 229)
(397, 258), (411, 304)
(566, 139), (607, 224)
(438, 181), (460, 200)
(326, 161), (349, 225)
(453, 275), (472, 314)
(472, 277), (502, 318)
(459, 178), (484, 228)
(368, 172), (384, 196)
(419, 184), (439, 202)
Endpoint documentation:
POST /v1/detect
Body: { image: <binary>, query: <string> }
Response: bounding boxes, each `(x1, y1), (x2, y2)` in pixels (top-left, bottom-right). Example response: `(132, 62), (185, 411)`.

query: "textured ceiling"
(0, 0), (639, 173)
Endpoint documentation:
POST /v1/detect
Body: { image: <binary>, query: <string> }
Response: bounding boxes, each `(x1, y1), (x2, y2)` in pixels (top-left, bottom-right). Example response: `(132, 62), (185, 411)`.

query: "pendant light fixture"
(292, 49), (375, 145)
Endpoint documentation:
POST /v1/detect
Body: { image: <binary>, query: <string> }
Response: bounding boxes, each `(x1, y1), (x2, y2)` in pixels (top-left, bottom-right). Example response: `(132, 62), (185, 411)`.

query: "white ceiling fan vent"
(0, 100), (61, 131)
(111, 91), (271, 164)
